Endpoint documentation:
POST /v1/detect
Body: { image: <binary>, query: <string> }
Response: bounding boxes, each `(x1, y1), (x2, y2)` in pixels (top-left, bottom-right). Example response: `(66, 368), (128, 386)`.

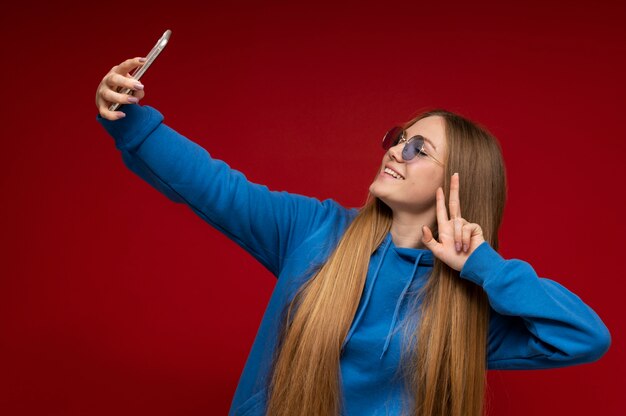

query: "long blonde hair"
(266, 109), (507, 416)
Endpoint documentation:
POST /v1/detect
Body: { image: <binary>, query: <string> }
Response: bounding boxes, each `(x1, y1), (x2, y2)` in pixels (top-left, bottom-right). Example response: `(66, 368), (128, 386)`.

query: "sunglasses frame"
(382, 126), (444, 166)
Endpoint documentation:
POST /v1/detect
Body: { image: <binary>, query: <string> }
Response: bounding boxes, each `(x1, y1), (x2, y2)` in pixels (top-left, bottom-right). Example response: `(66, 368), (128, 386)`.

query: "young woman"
(95, 57), (611, 416)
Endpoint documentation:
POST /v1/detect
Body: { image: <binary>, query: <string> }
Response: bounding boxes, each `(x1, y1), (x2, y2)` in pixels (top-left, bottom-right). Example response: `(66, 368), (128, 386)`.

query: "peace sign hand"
(421, 173), (485, 272)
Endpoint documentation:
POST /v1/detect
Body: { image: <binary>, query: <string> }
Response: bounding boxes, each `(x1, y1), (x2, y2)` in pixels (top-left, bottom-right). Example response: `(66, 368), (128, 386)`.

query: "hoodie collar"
(386, 233), (434, 266)
(341, 232), (434, 357)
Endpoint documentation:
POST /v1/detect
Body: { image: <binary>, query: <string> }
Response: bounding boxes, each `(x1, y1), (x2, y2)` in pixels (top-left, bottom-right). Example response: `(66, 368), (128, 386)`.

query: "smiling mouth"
(384, 167), (405, 180)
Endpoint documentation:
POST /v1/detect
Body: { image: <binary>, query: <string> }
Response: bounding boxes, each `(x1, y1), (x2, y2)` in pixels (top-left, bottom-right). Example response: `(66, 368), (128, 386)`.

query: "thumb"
(421, 225), (438, 251)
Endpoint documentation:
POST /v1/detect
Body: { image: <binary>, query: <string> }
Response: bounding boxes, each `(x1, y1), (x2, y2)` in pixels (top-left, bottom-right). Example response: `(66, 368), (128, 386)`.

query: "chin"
(368, 181), (385, 200)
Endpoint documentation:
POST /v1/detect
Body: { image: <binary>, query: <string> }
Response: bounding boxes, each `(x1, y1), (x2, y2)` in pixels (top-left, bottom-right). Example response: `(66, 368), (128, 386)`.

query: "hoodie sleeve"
(459, 241), (611, 370)
(96, 104), (351, 277)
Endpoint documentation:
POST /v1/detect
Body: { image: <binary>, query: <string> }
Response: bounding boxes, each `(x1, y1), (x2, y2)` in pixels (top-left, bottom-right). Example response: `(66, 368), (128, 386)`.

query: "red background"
(1, 0), (624, 414)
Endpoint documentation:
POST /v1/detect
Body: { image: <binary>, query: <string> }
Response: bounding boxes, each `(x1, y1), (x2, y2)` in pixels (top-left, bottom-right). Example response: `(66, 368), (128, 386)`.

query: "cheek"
(405, 167), (444, 201)
(430, 168), (445, 189)
(408, 165), (444, 188)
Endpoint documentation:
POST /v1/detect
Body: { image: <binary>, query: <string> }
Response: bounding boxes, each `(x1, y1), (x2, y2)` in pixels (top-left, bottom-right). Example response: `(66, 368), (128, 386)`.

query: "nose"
(388, 143), (406, 163)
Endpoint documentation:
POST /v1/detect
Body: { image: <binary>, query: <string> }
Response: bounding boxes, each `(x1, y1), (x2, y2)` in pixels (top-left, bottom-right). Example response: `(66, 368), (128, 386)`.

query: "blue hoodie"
(97, 105), (611, 416)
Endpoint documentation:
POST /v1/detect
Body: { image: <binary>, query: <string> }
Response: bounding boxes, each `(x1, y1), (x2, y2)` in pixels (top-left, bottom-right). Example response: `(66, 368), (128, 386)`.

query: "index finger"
(112, 57), (146, 75)
(436, 187), (449, 231)
(449, 172), (461, 219)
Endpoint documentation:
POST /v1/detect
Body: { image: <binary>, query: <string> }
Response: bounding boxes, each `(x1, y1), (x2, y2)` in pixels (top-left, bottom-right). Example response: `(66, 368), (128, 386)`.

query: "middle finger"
(105, 73), (144, 92)
(454, 218), (463, 251)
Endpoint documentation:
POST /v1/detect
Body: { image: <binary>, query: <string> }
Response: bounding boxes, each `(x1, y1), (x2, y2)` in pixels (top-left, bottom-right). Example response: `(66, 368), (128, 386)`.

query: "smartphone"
(109, 29), (172, 111)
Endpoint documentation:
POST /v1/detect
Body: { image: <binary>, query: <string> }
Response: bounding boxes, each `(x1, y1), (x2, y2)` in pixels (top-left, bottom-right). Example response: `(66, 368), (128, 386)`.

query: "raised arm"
(422, 173), (611, 369)
(95, 58), (356, 276)
(459, 242), (612, 369)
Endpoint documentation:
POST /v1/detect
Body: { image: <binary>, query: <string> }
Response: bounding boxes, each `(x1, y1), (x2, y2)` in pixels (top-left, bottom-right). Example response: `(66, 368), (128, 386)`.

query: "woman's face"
(369, 115), (447, 215)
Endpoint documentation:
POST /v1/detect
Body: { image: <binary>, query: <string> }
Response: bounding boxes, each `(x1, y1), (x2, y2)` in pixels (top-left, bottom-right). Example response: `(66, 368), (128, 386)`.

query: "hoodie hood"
(341, 232), (434, 359)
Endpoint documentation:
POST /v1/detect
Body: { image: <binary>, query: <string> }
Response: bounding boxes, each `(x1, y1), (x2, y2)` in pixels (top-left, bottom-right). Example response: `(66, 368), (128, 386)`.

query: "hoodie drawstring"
(341, 235), (391, 351)
(379, 252), (423, 359)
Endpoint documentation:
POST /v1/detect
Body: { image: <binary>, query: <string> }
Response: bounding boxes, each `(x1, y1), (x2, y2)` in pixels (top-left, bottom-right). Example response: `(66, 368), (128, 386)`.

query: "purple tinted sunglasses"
(381, 126), (443, 166)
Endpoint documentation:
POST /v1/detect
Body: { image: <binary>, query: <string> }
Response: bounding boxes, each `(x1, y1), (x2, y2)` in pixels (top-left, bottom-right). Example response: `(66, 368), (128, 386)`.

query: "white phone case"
(109, 29), (171, 112)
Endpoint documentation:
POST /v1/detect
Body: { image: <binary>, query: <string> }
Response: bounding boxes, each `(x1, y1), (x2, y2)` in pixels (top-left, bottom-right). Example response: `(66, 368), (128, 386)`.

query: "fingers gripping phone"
(109, 29), (171, 111)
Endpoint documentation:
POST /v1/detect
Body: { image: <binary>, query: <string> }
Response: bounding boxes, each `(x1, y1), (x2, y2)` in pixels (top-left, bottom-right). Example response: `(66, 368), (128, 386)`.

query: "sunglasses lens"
(382, 126), (403, 150)
(401, 136), (424, 161)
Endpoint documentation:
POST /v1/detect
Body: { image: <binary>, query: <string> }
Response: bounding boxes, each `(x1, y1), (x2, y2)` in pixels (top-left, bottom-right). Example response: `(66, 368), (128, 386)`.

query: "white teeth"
(384, 167), (405, 180)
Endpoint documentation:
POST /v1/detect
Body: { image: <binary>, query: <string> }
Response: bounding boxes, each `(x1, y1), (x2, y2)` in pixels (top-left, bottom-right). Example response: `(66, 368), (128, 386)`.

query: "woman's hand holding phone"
(95, 29), (171, 121)
(95, 57), (147, 121)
